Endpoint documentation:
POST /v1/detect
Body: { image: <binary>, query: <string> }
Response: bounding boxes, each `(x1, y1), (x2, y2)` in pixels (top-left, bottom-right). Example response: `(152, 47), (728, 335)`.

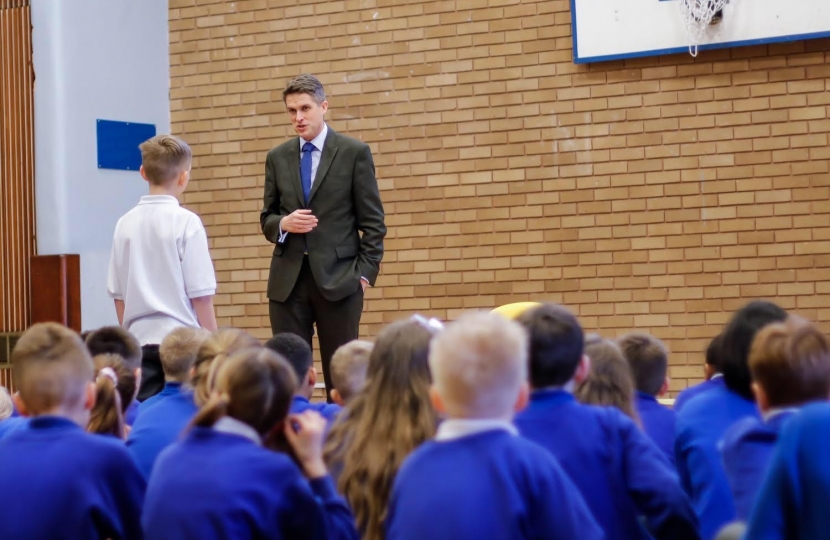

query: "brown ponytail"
(88, 354), (127, 438)
(192, 329), (261, 407)
(188, 348), (296, 444)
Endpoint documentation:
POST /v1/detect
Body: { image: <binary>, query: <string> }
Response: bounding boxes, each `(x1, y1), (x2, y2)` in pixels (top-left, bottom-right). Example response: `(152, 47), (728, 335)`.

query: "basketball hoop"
(680, 0), (728, 57)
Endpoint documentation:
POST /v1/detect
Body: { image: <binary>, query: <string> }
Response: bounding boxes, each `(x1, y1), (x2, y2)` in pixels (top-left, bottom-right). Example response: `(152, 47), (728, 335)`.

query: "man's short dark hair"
(617, 332), (668, 396)
(282, 74), (326, 105)
(264, 333), (313, 382)
(721, 300), (788, 400)
(85, 326), (142, 371)
(516, 304), (584, 388)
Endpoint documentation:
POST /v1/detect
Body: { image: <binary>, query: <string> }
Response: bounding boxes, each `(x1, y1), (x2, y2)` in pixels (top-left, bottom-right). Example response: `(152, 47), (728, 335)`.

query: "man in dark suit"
(260, 74), (386, 400)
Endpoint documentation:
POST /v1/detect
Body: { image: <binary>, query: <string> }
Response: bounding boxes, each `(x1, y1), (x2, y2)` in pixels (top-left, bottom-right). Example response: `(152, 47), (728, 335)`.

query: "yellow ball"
(491, 302), (541, 320)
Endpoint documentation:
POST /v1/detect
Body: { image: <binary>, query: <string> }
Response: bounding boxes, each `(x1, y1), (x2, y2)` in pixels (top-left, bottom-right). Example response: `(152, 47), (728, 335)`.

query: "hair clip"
(410, 314), (444, 333)
(97, 367), (118, 385)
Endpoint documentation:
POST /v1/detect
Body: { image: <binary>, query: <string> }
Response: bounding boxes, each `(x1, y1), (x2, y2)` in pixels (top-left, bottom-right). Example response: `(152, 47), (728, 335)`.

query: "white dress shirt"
(278, 124), (328, 243)
(435, 418), (518, 441)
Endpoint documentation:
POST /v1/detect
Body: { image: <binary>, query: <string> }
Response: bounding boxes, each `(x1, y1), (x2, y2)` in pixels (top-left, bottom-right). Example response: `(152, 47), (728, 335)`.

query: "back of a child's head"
(579, 335), (640, 422)
(617, 332), (668, 397)
(11, 323), (93, 416)
(0, 387), (13, 420)
(516, 303), (584, 389)
(264, 333), (312, 386)
(84, 326), (142, 372)
(749, 316), (830, 408)
(160, 327), (210, 383)
(139, 134), (192, 186)
(721, 300), (788, 400)
(330, 340), (373, 403)
(192, 348), (296, 439)
(88, 354), (134, 438)
(192, 328), (261, 406)
(324, 316), (438, 540)
(706, 333), (724, 372)
(430, 312), (527, 420)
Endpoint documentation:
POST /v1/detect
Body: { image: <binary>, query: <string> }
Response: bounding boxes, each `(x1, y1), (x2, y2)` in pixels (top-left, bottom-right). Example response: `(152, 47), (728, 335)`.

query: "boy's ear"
(177, 168), (189, 188)
(12, 393), (28, 417)
(704, 363), (717, 380)
(429, 386), (446, 414)
(139, 165), (150, 183)
(659, 376), (670, 397)
(513, 381), (530, 413)
(752, 382), (769, 412)
(84, 381), (97, 411)
(307, 367), (317, 389)
(574, 355), (592, 384)
(331, 389), (344, 406)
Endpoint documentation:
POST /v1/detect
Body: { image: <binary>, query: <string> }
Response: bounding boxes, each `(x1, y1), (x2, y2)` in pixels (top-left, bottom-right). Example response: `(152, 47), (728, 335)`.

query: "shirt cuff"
(360, 277), (370, 287)
(278, 221), (289, 243)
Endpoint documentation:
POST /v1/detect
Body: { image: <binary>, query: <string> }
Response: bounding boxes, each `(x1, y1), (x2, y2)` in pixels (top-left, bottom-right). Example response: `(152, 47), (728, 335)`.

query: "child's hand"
(283, 411), (328, 479)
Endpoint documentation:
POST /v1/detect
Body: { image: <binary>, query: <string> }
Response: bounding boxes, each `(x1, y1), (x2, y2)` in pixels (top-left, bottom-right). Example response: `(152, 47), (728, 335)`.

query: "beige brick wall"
(169, 0), (830, 394)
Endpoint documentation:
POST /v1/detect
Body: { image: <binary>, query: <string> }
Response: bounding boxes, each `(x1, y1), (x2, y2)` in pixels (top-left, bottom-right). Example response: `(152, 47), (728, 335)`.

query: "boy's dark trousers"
(137, 344), (164, 401)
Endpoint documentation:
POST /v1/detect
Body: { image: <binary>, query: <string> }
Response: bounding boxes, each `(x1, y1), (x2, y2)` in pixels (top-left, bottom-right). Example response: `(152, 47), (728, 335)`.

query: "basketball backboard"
(571, 0), (830, 63)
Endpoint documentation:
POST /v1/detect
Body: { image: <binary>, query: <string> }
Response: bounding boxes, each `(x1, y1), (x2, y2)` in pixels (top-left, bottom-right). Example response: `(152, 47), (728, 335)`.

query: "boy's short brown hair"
(85, 326), (142, 371)
(749, 316), (830, 407)
(12, 323), (93, 414)
(617, 332), (668, 397)
(160, 327), (210, 383)
(139, 134), (192, 186)
(330, 340), (373, 402)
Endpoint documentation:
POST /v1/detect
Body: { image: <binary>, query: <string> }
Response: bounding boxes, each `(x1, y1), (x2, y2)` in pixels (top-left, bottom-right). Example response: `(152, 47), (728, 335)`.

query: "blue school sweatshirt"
(125, 399), (140, 426)
(0, 416), (145, 540)
(673, 375), (725, 413)
(127, 382), (198, 478)
(636, 391), (677, 466)
(291, 395), (342, 422)
(674, 383), (759, 540)
(143, 425), (358, 540)
(515, 389), (699, 540)
(720, 409), (797, 520)
(744, 403), (830, 540)
(0, 416), (27, 440)
(386, 426), (604, 540)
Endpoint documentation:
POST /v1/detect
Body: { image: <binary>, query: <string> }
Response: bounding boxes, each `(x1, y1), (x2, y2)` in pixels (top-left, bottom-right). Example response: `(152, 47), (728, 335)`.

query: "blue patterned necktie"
(300, 142), (315, 204)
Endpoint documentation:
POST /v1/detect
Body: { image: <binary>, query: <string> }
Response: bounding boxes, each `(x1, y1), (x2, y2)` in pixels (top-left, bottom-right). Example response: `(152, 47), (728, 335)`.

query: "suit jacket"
(260, 128), (386, 303)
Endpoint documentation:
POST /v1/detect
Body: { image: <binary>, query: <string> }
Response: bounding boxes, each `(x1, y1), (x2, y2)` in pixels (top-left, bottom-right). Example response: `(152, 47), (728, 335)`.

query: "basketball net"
(680, 0), (728, 57)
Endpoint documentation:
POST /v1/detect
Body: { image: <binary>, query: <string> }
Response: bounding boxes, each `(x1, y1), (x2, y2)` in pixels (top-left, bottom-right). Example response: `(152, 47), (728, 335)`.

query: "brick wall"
(169, 0), (830, 394)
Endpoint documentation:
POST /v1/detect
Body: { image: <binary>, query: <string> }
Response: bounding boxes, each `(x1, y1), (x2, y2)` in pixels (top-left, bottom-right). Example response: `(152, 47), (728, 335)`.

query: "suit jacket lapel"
(308, 129), (339, 204)
(285, 138), (304, 207)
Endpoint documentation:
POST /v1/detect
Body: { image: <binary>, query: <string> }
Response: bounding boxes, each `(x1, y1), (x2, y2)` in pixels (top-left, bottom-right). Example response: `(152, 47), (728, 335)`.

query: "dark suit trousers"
(269, 256), (363, 402)
(137, 344), (164, 402)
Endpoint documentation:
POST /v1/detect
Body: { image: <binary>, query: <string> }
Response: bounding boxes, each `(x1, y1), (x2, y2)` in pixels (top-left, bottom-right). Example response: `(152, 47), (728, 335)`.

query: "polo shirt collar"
(138, 194), (179, 205)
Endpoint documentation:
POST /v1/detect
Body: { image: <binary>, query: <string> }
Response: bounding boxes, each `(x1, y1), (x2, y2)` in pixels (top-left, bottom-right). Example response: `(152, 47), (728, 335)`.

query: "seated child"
(191, 328), (261, 406)
(675, 300), (786, 540)
(0, 323), (144, 540)
(142, 347), (358, 540)
(85, 326), (142, 424)
(744, 402), (830, 540)
(127, 326), (208, 478)
(578, 334), (641, 423)
(265, 333), (341, 421)
(721, 316), (830, 520)
(514, 303), (699, 540)
(674, 334), (725, 413)
(88, 353), (136, 439)
(0, 386), (26, 440)
(324, 317), (438, 539)
(329, 340), (373, 406)
(618, 332), (677, 465)
(385, 312), (603, 540)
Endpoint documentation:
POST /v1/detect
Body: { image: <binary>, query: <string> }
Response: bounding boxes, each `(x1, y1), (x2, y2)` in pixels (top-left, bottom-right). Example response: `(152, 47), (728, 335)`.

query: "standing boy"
(108, 135), (217, 401)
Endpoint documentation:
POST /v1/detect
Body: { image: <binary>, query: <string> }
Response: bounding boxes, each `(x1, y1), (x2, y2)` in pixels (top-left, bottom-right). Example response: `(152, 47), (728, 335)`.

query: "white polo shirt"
(107, 195), (217, 345)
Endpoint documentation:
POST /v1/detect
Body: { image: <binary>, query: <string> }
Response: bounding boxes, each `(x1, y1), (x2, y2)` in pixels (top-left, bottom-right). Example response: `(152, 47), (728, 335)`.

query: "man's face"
(285, 92), (328, 141)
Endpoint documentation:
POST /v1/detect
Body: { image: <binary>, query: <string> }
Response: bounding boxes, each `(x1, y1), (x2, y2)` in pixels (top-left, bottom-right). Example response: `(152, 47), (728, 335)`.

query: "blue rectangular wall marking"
(96, 119), (156, 171)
